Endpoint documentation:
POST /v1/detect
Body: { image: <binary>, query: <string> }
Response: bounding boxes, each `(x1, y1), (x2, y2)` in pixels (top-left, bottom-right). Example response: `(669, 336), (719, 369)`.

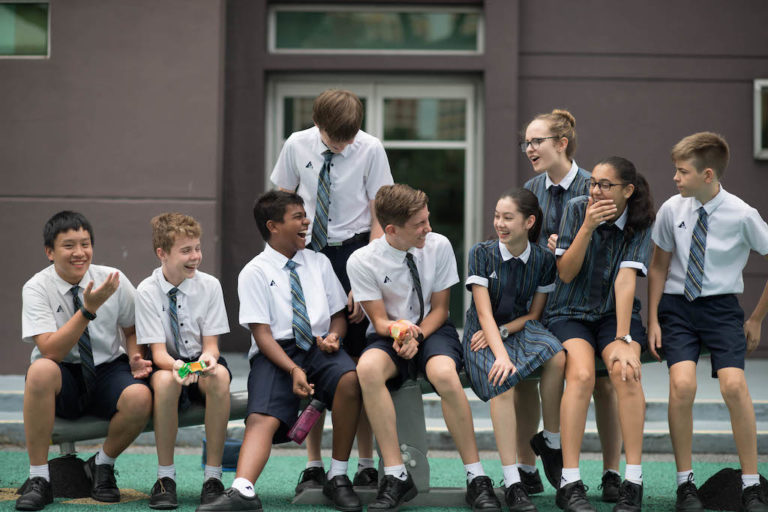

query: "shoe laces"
(677, 474), (698, 500)
(598, 472), (620, 490)
(297, 467), (323, 485)
(506, 482), (529, 502)
(619, 482), (640, 502)
(570, 481), (590, 500)
(27, 477), (49, 494)
(743, 484), (768, 506)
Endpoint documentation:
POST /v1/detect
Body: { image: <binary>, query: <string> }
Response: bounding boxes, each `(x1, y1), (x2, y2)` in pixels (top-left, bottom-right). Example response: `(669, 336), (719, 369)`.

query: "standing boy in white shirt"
(648, 132), (768, 512)
(135, 213), (231, 509)
(348, 184), (501, 512)
(271, 89), (393, 490)
(198, 190), (363, 512)
(17, 211), (152, 511)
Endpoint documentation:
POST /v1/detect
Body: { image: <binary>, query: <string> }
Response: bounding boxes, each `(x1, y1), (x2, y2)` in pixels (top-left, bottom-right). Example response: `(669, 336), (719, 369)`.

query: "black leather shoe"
(352, 467), (379, 487)
(465, 476), (501, 511)
(15, 477), (53, 511)
(323, 474), (362, 512)
(530, 431), (562, 489)
(84, 455), (120, 502)
(295, 466), (325, 495)
(504, 482), (537, 512)
(742, 484), (768, 512)
(675, 476), (704, 512)
(195, 488), (262, 511)
(368, 473), (418, 511)
(518, 468), (545, 495)
(149, 477), (177, 509)
(599, 471), (621, 503)
(200, 478), (225, 505)
(613, 480), (642, 512)
(556, 480), (596, 512)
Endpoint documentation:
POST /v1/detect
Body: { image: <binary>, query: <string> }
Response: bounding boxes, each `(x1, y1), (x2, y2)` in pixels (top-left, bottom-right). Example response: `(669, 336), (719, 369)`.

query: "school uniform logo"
(270, 280), (276, 286)
(162, 305), (166, 311)
(489, 271), (498, 279)
(56, 305), (63, 313)
(383, 276), (392, 283)
(305, 161), (313, 169)
(678, 221), (686, 229)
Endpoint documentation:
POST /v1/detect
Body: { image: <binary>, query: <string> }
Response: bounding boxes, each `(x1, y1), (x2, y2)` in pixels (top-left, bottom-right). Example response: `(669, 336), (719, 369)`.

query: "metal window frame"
(755, 79), (768, 160)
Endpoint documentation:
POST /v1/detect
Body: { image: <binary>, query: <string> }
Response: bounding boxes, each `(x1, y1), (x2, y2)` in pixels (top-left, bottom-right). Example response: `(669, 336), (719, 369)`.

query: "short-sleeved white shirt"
(347, 233), (460, 334)
(22, 264), (136, 365)
(652, 187), (768, 295)
(135, 267), (230, 360)
(270, 126), (393, 244)
(238, 244), (347, 361)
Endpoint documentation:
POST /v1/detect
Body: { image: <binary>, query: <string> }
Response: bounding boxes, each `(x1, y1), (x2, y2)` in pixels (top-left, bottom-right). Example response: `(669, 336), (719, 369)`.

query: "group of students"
(15, 89), (768, 512)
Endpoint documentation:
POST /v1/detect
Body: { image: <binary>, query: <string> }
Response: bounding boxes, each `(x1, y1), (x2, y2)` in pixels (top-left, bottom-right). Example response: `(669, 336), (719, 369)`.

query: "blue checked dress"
(462, 240), (563, 401)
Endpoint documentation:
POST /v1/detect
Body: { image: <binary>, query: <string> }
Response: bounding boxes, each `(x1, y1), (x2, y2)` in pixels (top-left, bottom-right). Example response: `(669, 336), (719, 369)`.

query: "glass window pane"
(0, 3), (48, 56)
(384, 98), (466, 141)
(275, 11), (479, 52)
(283, 96), (367, 140)
(387, 148), (465, 326)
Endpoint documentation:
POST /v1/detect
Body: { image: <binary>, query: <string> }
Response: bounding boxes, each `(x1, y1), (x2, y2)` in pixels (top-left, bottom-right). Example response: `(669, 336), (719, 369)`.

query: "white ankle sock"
(29, 464), (50, 482)
(677, 470), (694, 486)
(357, 458), (375, 470)
(95, 449), (115, 466)
(327, 458), (348, 480)
(232, 477), (255, 497)
(464, 462), (485, 483)
(157, 464), (176, 481)
(543, 430), (561, 449)
(742, 473), (760, 489)
(518, 463), (537, 474)
(204, 465), (223, 481)
(561, 467), (581, 486)
(306, 460), (324, 469)
(624, 464), (643, 485)
(384, 465), (408, 481)
(502, 464), (521, 487)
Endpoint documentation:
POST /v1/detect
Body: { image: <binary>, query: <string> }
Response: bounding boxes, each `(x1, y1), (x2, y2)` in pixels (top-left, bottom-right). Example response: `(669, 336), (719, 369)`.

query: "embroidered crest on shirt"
(305, 161), (313, 169)
(270, 280), (276, 286)
(383, 276), (392, 283)
(489, 271), (498, 279)
(56, 305), (63, 312)
(678, 221), (686, 229)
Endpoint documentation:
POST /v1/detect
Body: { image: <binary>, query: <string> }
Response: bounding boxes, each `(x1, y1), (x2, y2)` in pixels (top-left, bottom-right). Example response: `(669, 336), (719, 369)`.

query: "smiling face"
(590, 163), (634, 220)
(494, 197), (534, 247)
(269, 203), (311, 258)
(46, 228), (93, 285)
(389, 205), (432, 251)
(158, 236), (202, 286)
(524, 119), (568, 174)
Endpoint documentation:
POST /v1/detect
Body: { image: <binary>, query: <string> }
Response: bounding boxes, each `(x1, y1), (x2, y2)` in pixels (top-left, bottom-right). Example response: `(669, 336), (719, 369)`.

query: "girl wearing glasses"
(463, 188), (565, 512)
(545, 157), (655, 512)
(518, 110), (624, 504)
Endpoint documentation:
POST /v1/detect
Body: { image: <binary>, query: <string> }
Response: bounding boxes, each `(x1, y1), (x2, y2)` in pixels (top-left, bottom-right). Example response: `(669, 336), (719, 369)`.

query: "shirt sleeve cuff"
(465, 275), (488, 291)
(555, 248), (567, 256)
(536, 283), (556, 294)
(619, 261), (648, 276)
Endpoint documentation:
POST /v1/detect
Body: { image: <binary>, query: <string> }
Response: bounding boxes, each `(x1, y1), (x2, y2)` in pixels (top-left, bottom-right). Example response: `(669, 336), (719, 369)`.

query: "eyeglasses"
(519, 136), (559, 152)
(588, 180), (626, 191)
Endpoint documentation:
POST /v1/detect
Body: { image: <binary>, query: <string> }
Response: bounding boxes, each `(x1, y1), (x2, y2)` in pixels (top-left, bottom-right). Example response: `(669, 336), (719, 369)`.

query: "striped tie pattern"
(308, 150), (335, 251)
(405, 253), (425, 324)
(168, 287), (182, 354)
(71, 286), (96, 393)
(684, 207), (708, 301)
(285, 260), (314, 350)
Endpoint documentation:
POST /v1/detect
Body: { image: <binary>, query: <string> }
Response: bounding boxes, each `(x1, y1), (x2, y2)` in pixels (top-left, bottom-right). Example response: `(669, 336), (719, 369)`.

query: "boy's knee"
(118, 384), (152, 418)
(719, 375), (748, 403)
(356, 356), (384, 388)
(25, 359), (61, 393)
(336, 371), (361, 400)
(567, 366), (595, 391)
(151, 370), (181, 395)
(428, 367), (461, 395)
(670, 373), (697, 401)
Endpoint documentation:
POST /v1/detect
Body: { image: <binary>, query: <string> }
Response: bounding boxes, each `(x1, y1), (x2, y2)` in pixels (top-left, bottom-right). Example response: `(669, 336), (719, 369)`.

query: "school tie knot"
(285, 260), (297, 271)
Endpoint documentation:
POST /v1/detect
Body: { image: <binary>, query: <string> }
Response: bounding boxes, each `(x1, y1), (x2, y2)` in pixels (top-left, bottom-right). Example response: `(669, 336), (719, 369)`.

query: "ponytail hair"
(499, 188), (543, 244)
(596, 156), (655, 240)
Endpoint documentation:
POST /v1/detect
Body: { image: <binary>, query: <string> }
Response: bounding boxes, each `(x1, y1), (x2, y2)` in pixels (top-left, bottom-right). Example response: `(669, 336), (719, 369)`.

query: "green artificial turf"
(0, 451), (765, 511)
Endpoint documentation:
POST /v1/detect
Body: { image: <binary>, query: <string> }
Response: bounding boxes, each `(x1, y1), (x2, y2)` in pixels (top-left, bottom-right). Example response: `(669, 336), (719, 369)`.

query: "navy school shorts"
(548, 315), (648, 356)
(150, 355), (232, 411)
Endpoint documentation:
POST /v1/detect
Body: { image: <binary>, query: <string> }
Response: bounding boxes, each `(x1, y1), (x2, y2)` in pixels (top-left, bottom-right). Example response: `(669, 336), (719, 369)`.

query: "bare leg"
(602, 342), (645, 466)
(102, 383), (152, 458)
(235, 414), (280, 483)
(305, 411), (326, 463)
(197, 365), (232, 467)
(150, 370), (182, 466)
(356, 349), (400, 466)
(514, 380), (540, 466)
(668, 361), (697, 472)
(539, 351), (566, 434)
(23, 359), (62, 466)
(330, 371), (362, 461)
(491, 388), (517, 466)
(593, 376), (622, 472)
(560, 339), (596, 469)
(717, 367), (758, 475)
(357, 406), (374, 459)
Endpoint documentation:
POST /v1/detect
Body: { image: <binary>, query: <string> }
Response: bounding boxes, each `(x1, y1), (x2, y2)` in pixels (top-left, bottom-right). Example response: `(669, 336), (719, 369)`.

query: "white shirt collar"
(498, 240), (531, 263)
(381, 236), (411, 263)
(152, 266), (192, 295)
(693, 186), (727, 215)
(52, 266), (89, 296)
(264, 243), (307, 268)
(313, 126), (352, 158)
(545, 159), (579, 190)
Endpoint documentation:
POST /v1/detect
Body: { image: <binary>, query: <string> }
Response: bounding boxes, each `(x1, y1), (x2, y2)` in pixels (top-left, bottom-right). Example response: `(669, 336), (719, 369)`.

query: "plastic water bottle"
(287, 399), (326, 444)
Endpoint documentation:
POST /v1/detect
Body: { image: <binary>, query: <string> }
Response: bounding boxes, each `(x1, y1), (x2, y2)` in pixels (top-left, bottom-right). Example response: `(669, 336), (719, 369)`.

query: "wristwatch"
(80, 306), (96, 321)
(499, 325), (510, 340)
(615, 334), (633, 344)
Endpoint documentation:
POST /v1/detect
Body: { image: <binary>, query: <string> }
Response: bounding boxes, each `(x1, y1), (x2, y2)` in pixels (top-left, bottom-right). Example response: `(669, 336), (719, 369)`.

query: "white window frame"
(755, 79), (768, 160)
(267, 4), (484, 56)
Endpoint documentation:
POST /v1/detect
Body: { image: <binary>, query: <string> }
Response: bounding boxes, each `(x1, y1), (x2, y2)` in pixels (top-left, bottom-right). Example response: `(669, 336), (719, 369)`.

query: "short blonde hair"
(375, 184), (428, 228)
(671, 131), (729, 178)
(151, 213), (202, 253)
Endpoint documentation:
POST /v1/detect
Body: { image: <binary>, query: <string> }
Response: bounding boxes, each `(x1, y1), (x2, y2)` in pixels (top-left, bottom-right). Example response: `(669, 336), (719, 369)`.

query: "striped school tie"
(684, 207), (708, 301)
(71, 286), (96, 393)
(285, 260), (314, 350)
(308, 150), (335, 251)
(405, 253), (425, 324)
(168, 287), (182, 354)
(549, 185), (565, 233)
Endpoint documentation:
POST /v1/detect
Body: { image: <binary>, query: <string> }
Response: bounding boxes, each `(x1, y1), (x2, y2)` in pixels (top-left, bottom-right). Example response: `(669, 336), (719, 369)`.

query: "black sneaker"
(323, 474), (362, 512)
(518, 468), (545, 495)
(530, 431), (563, 490)
(465, 476), (501, 511)
(295, 466), (325, 495)
(742, 484), (768, 512)
(200, 478), (225, 505)
(368, 473), (418, 511)
(352, 467), (379, 487)
(613, 480), (642, 512)
(599, 471), (622, 503)
(195, 488), (262, 511)
(149, 477), (177, 510)
(84, 455), (120, 503)
(15, 477), (53, 511)
(556, 480), (596, 512)
(675, 475), (704, 512)
(503, 482), (537, 512)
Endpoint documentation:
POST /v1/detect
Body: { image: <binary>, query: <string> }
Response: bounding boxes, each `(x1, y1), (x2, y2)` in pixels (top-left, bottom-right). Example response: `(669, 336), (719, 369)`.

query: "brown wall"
(0, 0), (225, 373)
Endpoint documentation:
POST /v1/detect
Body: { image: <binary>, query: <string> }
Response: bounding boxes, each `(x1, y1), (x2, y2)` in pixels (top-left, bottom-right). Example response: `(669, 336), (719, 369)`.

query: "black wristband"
(80, 306), (96, 321)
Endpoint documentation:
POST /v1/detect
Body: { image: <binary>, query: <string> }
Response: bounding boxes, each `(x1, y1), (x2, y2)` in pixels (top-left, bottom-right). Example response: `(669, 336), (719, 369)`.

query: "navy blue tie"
(285, 260), (314, 350)
(71, 286), (96, 393)
(549, 185), (565, 236)
(588, 224), (619, 307)
(494, 258), (523, 325)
